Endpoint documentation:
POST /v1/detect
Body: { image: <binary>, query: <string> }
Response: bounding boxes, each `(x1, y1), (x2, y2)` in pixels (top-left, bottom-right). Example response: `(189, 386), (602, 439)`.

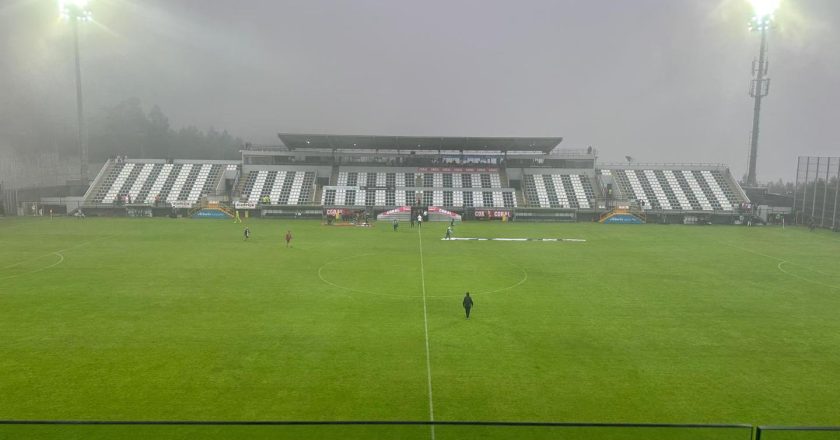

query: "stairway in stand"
(313, 185), (323, 206)
(233, 173), (249, 201)
(87, 160), (118, 203)
(498, 167), (510, 187)
(499, 167), (525, 207)
(330, 165), (340, 185)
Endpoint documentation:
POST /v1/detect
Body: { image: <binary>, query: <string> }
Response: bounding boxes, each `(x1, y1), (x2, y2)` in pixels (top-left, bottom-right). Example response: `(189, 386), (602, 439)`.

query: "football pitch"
(1, 217), (839, 439)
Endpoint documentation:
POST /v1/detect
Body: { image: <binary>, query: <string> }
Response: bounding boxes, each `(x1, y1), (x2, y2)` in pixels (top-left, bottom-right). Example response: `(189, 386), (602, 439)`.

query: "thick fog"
(2, 0), (839, 183)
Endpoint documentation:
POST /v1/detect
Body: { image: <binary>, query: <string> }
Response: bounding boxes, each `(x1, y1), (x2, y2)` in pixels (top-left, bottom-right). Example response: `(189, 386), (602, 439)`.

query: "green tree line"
(87, 98), (242, 161)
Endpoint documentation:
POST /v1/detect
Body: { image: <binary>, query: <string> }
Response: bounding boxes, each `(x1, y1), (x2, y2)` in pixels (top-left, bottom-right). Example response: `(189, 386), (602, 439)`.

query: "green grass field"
(1, 217), (839, 439)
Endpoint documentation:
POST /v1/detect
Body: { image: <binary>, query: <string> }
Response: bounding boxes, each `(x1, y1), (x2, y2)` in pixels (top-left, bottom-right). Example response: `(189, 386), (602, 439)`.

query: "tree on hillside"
(765, 179), (794, 196)
(146, 105), (171, 159)
(87, 98), (242, 161)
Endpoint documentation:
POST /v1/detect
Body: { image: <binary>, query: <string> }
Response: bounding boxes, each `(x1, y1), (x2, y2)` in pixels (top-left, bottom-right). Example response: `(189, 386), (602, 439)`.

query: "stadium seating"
(84, 157), (747, 215)
(335, 170), (503, 189)
(603, 168), (743, 211)
(522, 173), (595, 209)
(239, 170), (317, 205)
(321, 169), (516, 208)
(89, 161), (228, 205)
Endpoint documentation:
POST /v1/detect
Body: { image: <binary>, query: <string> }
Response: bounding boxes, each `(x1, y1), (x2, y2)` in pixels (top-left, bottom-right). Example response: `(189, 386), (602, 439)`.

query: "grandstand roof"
(276, 134), (563, 153)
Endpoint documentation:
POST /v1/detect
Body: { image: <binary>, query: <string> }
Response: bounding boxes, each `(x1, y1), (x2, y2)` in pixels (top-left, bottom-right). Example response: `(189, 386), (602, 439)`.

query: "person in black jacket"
(462, 292), (473, 319)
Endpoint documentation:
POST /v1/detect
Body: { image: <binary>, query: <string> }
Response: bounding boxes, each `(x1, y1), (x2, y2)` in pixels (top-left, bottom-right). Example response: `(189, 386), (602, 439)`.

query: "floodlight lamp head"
(749, 14), (773, 32)
(59, 0), (93, 21)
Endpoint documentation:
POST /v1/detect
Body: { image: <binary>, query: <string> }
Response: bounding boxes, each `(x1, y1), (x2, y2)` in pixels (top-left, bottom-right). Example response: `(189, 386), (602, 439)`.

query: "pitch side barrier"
(5, 421), (840, 438)
(0, 420), (762, 440)
(756, 425), (840, 440)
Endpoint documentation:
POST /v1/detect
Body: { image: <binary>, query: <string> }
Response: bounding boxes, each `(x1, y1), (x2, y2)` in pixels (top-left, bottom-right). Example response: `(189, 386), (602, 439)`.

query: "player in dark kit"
(243, 227), (250, 241)
(393, 218), (399, 232)
(285, 230), (293, 247)
(462, 292), (473, 319)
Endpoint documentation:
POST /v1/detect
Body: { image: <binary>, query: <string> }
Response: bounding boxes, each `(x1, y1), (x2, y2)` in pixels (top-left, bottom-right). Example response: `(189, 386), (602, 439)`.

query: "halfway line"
(418, 228), (436, 440)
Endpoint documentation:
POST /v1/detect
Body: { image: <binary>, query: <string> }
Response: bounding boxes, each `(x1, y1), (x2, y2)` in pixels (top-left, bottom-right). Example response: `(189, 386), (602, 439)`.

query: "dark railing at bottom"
(756, 425), (840, 439)
(0, 420), (755, 439)
(0, 420), (838, 439)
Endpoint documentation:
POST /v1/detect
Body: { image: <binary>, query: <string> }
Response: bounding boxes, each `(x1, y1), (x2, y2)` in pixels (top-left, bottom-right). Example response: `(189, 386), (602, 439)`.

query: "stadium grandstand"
(33, 134), (751, 224)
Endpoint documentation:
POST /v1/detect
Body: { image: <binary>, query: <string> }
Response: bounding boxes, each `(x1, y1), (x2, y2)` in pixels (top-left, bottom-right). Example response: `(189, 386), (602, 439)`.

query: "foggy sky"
(2, 0), (839, 181)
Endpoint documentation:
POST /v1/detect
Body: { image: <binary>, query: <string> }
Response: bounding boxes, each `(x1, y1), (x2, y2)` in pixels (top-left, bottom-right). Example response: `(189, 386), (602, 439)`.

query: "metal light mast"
(60, 0), (93, 185)
(745, 0), (780, 186)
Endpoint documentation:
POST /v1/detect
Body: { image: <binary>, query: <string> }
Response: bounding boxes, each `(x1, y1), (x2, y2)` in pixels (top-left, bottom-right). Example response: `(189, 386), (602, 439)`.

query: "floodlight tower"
(60, 0), (93, 185)
(745, 0), (780, 187)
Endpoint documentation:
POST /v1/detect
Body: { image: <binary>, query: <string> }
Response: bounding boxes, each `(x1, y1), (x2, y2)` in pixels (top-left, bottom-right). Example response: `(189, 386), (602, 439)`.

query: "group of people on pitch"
(243, 227), (293, 247)
(392, 217), (455, 240)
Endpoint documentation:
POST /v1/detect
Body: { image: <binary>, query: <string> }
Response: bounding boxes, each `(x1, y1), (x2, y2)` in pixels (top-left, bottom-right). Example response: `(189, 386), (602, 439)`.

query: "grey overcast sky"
(2, 0), (839, 181)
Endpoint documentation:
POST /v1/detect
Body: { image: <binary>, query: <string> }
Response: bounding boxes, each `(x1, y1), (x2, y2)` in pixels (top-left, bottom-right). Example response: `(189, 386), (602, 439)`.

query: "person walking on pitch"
(285, 230), (293, 247)
(393, 218), (399, 232)
(445, 226), (452, 240)
(463, 292), (473, 319)
(243, 227), (250, 241)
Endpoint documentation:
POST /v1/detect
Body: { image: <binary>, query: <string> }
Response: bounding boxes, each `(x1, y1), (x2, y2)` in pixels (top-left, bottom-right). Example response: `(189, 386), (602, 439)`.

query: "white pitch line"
(2, 252), (60, 270)
(0, 235), (113, 282)
(2, 237), (104, 270)
(441, 237), (586, 242)
(778, 261), (840, 291)
(726, 243), (840, 290)
(0, 252), (64, 281)
(418, 228), (436, 440)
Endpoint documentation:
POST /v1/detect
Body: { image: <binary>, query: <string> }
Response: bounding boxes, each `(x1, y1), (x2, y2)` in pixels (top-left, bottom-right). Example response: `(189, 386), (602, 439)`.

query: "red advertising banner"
(379, 206), (412, 216)
(428, 206), (459, 218)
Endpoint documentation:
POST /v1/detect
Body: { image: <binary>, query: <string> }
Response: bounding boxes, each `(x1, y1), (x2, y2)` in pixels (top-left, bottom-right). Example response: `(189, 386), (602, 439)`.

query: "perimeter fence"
(793, 156), (840, 230)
